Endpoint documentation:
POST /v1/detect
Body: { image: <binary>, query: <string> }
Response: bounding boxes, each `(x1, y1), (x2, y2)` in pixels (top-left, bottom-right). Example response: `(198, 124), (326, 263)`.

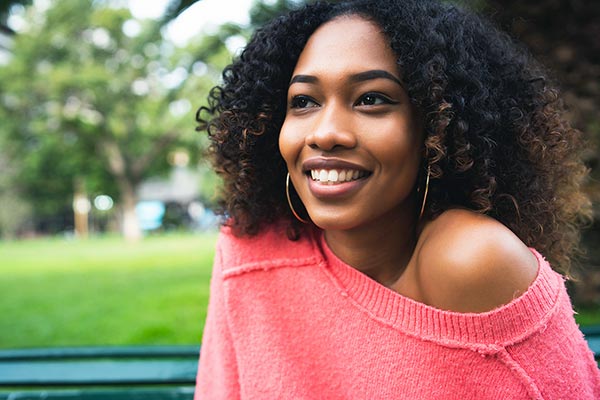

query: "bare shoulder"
(414, 209), (539, 313)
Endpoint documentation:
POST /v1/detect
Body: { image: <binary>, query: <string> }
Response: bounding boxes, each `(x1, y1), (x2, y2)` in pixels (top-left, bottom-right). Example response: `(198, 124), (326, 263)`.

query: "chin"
(307, 211), (363, 232)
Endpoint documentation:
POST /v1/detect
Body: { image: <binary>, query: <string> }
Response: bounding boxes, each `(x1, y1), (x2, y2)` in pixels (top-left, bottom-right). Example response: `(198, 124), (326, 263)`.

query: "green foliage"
(0, 0), (31, 28)
(0, 232), (217, 348)
(249, 0), (307, 28)
(0, 136), (32, 238)
(0, 0), (229, 233)
(0, 190), (31, 239)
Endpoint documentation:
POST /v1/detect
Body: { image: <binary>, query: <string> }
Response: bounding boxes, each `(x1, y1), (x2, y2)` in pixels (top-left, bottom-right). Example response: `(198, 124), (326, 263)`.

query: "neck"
(323, 206), (418, 288)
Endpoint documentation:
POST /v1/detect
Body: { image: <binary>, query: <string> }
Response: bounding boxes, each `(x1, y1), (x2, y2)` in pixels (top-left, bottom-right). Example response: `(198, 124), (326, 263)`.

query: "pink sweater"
(195, 225), (600, 399)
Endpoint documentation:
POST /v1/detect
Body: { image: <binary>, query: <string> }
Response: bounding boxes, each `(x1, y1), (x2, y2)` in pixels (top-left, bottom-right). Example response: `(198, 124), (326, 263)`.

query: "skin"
(279, 16), (539, 313)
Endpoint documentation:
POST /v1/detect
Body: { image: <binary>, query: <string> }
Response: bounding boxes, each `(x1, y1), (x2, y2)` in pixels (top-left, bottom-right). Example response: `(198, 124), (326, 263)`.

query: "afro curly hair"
(197, 0), (591, 273)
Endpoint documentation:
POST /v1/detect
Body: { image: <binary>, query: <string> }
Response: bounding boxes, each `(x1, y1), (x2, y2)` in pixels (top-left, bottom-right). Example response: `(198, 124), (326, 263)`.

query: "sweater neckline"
(315, 230), (563, 348)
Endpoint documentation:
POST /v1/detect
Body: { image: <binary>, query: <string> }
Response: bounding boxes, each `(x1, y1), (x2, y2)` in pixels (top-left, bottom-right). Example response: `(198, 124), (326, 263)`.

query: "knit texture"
(195, 225), (600, 399)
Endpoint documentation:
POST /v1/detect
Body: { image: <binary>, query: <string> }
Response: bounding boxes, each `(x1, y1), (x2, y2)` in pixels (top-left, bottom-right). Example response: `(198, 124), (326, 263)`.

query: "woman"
(194, 0), (600, 398)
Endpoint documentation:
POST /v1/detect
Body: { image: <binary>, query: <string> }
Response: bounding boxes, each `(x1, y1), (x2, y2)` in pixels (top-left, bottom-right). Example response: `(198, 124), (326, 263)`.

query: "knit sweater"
(195, 225), (600, 399)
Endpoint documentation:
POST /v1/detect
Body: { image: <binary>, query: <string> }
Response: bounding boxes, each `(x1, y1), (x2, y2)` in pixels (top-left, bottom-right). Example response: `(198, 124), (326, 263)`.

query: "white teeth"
(327, 170), (338, 184)
(319, 170), (328, 182)
(309, 169), (366, 184)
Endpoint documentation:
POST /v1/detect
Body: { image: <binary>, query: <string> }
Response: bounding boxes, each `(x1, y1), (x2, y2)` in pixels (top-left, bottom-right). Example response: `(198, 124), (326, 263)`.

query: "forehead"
(293, 15), (398, 76)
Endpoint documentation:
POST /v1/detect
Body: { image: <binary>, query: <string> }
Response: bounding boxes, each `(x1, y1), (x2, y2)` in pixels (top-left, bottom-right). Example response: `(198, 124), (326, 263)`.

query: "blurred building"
(136, 166), (217, 232)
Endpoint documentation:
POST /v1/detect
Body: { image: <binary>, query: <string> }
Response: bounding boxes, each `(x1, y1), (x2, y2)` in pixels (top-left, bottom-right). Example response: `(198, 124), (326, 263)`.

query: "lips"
(301, 157), (371, 197)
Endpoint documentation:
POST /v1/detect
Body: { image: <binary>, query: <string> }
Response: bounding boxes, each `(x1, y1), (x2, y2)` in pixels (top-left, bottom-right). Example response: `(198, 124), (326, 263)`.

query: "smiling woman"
(194, 0), (599, 398)
(280, 17), (422, 246)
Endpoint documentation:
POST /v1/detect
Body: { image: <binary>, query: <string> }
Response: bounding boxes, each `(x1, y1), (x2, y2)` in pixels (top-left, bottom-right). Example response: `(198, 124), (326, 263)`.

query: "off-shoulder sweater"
(195, 225), (600, 399)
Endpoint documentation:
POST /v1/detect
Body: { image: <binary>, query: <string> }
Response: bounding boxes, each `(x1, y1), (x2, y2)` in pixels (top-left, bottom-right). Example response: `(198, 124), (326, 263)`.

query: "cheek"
(364, 119), (421, 165)
(278, 119), (300, 167)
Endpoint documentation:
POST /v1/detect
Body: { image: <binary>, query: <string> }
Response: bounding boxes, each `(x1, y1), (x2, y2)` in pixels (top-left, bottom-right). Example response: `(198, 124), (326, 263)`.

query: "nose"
(305, 103), (357, 151)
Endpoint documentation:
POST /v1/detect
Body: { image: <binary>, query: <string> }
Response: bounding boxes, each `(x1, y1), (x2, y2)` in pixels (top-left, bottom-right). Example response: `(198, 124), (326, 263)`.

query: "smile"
(309, 169), (368, 184)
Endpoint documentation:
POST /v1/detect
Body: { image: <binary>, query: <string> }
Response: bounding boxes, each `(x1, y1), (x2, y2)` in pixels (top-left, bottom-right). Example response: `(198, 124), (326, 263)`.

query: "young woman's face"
(279, 15), (423, 231)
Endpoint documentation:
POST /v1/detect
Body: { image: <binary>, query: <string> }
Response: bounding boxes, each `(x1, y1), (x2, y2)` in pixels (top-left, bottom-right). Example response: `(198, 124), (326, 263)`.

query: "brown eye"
(360, 94), (380, 105)
(290, 95), (319, 109)
(355, 92), (398, 107)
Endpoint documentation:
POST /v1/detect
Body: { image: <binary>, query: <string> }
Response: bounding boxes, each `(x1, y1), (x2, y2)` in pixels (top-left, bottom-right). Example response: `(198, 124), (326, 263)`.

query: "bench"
(0, 345), (199, 399)
(0, 327), (599, 399)
(583, 325), (600, 360)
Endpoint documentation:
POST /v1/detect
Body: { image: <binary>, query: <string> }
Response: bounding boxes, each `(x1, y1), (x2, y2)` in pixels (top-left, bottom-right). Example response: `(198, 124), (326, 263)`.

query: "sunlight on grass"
(0, 232), (218, 349)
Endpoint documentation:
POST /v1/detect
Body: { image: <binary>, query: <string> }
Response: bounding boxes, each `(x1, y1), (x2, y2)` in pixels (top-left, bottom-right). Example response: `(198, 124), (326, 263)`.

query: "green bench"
(0, 345), (199, 399)
(583, 325), (600, 360)
(1, 327), (599, 399)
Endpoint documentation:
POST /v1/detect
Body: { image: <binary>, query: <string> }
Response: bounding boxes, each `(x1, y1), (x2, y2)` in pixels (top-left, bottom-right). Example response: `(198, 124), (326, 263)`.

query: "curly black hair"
(197, 0), (591, 273)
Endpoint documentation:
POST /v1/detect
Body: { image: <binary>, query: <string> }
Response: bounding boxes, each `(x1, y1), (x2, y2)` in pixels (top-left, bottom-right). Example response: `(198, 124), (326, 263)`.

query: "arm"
(194, 241), (240, 400)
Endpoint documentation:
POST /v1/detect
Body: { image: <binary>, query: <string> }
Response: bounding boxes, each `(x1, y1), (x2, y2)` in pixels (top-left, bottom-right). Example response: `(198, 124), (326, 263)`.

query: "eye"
(290, 95), (320, 109)
(355, 92), (398, 107)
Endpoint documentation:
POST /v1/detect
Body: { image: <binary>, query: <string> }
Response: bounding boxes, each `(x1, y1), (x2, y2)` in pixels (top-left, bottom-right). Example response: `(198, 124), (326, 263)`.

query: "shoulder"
(414, 209), (539, 313)
(216, 224), (321, 274)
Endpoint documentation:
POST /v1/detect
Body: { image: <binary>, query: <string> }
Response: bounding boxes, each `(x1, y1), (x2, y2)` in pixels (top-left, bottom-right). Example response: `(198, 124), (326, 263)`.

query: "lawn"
(1, 231), (598, 350)
(0, 232), (218, 349)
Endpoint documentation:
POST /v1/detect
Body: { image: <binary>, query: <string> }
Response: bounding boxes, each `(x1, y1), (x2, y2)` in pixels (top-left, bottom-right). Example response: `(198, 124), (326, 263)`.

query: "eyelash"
(355, 92), (398, 106)
(289, 92), (398, 109)
(290, 95), (319, 109)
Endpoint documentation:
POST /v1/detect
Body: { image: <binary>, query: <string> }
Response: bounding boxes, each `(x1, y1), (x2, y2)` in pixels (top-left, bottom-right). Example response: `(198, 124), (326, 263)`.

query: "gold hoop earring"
(286, 173), (309, 224)
(419, 165), (430, 220)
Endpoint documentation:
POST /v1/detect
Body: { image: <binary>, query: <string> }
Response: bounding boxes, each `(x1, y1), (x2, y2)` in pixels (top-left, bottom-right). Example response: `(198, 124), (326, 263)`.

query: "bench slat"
(585, 337), (600, 359)
(0, 346), (200, 361)
(582, 326), (600, 360)
(0, 360), (198, 386)
(0, 346), (199, 399)
(0, 387), (195, 400)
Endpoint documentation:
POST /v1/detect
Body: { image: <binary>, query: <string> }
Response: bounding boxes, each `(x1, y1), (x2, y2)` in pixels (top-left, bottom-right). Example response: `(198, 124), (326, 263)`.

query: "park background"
(0, 0), (599, 349)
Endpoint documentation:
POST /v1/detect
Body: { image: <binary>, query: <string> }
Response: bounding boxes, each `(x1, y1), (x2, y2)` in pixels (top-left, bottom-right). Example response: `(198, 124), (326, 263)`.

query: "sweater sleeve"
(194, 238), (240, 400)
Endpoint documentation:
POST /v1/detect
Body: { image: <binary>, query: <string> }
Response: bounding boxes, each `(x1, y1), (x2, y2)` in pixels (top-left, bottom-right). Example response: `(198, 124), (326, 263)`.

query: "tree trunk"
(100, 138), (143, 242)
(118, 177), (142, 242)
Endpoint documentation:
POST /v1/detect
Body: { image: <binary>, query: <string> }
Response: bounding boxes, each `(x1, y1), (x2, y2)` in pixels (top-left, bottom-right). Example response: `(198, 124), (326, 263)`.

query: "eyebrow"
(289, 69), (403, 87)
(289, 75), (318, 85)
(350, 70), (403, 87)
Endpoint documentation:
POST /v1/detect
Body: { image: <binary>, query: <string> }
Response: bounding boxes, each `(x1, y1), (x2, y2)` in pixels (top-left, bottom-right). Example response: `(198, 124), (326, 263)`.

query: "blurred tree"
(160, 0), (198, 25)
(0, 0), (226, 240)
(247, 0), (307, 27)
(160, 0), (306, 29)
(0, 0), (31, 33)
(0, 139), (31, 239)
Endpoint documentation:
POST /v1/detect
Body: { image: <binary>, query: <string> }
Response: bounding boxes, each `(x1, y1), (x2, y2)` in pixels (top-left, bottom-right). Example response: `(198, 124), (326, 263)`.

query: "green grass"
(1, 231), (598, 349)
(575, 307), (600, 327)
(0, 232), (218, 349)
